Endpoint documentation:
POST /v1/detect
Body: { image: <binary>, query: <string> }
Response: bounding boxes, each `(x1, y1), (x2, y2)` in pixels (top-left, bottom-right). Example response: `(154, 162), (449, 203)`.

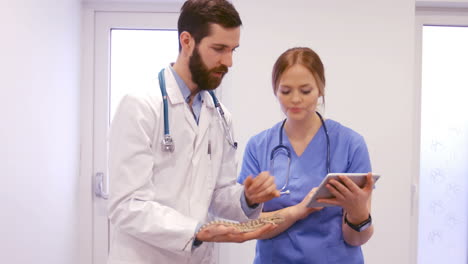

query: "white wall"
(2, 0), (462, 263)
(220, 0), (416, 263)
(0, 1), (81, 264)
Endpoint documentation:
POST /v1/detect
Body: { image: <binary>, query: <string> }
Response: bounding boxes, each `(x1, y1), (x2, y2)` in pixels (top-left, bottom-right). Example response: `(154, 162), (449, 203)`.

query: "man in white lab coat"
(107, 1), (280, 263)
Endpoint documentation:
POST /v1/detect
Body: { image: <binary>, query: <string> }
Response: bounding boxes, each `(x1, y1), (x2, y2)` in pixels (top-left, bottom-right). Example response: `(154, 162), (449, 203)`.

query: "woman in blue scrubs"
(238, 47), (375, 264)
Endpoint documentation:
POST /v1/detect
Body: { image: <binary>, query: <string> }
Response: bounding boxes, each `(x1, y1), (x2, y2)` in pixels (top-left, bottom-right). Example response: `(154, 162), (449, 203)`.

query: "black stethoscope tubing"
(274, 111), (331, 174)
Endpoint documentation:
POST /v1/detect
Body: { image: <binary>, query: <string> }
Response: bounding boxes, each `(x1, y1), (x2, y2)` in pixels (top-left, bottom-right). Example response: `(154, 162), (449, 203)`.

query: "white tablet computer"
(307, 173), (381, 208)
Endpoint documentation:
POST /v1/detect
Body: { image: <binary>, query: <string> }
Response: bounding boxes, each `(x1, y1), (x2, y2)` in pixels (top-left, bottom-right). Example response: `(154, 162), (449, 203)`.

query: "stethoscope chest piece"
(161, 134), (175, 152)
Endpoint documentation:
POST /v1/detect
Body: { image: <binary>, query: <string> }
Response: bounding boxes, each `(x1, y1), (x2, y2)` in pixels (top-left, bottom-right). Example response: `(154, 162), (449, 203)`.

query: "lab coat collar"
(164, 65), (185, 105)
(163, 65), (217, 140)
(201, 91), (215, 109)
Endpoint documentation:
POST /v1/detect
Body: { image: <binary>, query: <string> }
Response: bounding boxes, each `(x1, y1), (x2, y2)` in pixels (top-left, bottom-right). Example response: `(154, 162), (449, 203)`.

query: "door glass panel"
(418, 25), (468, 264)
(110, 29), (179, 120)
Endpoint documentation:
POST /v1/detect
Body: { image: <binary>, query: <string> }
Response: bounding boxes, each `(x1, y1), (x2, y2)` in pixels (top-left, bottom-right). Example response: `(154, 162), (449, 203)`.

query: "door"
(92, 10), (179, 264)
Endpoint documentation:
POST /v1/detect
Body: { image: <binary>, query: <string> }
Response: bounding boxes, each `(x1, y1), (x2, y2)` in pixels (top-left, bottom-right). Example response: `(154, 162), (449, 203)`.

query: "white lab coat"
(107, 66), (260, 264)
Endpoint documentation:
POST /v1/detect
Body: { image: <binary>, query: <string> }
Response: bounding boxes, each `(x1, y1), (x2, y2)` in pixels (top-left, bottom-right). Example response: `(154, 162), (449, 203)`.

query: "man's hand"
(196, 222), (277, 243)
(243, 171), (280, 206)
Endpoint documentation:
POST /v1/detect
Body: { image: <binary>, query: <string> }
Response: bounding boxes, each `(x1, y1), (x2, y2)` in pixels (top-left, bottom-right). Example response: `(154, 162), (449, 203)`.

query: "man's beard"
(189, 46), (228, 91)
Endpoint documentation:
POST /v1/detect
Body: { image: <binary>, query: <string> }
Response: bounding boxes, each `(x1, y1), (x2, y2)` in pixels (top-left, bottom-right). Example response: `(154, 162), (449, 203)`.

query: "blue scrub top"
(238, 119), (372, 264)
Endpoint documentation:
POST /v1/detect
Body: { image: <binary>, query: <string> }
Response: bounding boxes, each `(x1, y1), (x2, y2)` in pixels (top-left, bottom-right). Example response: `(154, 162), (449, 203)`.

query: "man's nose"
(220, 52), (233, 67)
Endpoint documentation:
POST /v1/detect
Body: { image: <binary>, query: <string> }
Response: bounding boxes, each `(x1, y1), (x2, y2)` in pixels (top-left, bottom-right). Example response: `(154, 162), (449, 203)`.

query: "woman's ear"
(179, 31), (195, 55)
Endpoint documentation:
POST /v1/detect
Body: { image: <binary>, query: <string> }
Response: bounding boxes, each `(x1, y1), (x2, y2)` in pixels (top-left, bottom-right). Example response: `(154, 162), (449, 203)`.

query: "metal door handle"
(95, 172), (109, 199)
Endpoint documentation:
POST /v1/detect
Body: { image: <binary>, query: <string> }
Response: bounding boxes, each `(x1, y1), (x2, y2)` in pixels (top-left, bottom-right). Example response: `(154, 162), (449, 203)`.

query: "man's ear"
(180, 31), (195, 55)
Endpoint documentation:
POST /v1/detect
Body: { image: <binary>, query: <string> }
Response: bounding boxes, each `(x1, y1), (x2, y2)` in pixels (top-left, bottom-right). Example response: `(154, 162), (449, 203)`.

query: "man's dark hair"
(178, 0), (242, 51)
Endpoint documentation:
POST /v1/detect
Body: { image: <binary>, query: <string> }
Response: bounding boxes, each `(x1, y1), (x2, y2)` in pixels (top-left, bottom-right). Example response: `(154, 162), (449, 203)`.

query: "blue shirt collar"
(169, 66), (202, 104)
(169, 66), (203, 123)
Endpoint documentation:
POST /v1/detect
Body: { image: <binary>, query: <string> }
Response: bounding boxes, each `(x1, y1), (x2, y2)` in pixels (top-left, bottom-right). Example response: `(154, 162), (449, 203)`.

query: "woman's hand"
(317, 172), (373, 222)
(290, 187), (323, 221)
(254, 187), (323, 240)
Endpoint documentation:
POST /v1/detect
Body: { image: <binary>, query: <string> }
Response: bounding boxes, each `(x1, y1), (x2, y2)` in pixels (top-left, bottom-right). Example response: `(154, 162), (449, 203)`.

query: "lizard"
(182, 215), (285, 250)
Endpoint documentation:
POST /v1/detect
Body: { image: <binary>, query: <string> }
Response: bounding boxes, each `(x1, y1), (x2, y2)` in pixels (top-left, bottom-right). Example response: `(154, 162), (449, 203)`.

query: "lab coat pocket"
(205, 151), (214, 200)
(190, 138), (215, 215)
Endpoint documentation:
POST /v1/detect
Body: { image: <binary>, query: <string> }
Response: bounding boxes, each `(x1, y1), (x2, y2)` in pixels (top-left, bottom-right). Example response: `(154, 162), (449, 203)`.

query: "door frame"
(80, 3), (181, 264)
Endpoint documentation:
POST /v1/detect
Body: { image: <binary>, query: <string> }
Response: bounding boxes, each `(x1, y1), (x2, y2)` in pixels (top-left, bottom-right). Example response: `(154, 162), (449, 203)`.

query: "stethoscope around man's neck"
(158, 68), (237, 152)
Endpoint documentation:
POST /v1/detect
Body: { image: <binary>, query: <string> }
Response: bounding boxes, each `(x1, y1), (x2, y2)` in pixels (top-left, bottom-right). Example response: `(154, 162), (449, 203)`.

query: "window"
(110, 29), (178, 119)
(416, 10), (468, 264)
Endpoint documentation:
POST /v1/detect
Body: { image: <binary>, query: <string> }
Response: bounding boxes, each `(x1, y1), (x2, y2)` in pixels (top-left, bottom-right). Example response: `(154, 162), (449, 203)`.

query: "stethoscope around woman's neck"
(158, 68), (237, 152)
(272, 111), (331, 195)
(279, 112), (330, 173)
